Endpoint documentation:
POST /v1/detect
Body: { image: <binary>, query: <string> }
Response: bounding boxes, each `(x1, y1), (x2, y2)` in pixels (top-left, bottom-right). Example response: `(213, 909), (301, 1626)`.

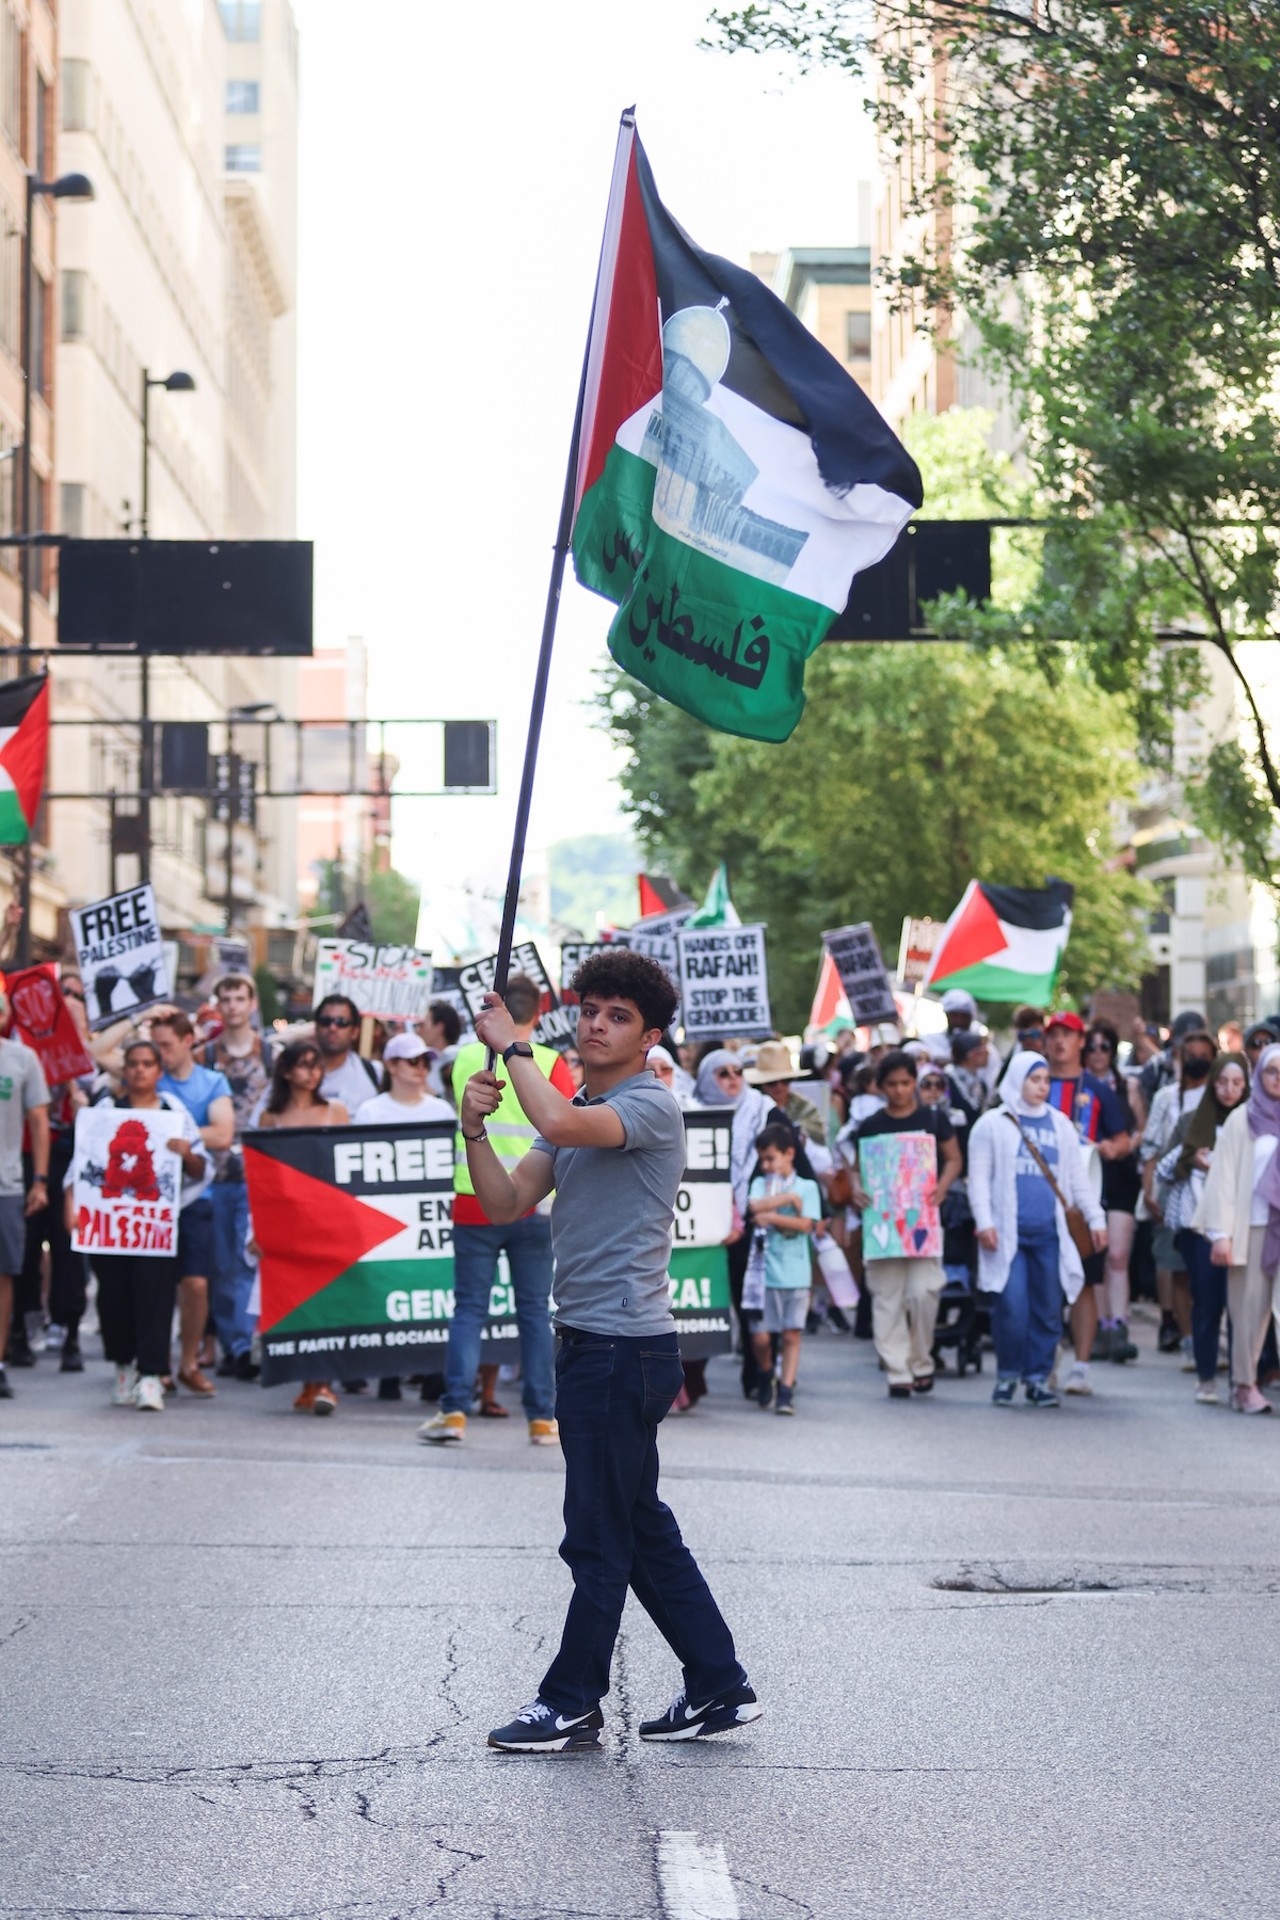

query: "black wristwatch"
(502, 1041), (534, 1065)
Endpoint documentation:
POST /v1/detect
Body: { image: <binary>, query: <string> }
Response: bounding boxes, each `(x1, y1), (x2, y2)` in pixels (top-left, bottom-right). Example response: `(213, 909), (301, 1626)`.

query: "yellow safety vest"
(451, 1038), (562, 1197)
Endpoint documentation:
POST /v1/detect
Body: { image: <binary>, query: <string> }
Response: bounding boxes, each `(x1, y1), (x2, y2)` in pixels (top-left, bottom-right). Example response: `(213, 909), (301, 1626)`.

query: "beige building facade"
(48, 0), (300, 951)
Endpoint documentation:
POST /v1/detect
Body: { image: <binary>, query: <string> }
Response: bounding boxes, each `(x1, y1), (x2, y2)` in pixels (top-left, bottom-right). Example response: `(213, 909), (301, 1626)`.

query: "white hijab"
(999, 1050), (1052, 1119)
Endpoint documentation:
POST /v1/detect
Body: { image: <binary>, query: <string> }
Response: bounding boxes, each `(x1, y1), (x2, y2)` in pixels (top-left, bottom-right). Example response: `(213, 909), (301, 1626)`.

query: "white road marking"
(656, 1830), (740, 1920)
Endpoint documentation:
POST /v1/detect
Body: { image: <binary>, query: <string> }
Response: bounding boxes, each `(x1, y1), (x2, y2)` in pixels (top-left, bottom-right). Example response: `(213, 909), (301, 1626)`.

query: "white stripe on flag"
(617, 385), (912, 610)
(990, 913), (1071, 975)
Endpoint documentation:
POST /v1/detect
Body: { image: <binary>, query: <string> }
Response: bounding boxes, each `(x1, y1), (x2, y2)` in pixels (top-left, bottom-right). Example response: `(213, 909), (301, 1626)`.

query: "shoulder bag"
(1005, 1111), (1096, 1263)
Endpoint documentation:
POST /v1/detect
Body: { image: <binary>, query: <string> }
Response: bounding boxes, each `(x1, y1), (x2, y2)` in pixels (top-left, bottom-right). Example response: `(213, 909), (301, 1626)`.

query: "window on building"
(224, 143), (263, 173)
(60, 268), (88, 341)
(32, 273), (48, 398)
(60, 482), (86, 539)
(35, 73), (49, 175)
(226, 78), (260, 113)
(218, 2), (262, 42)
(62, 58), (92, 131)
(845, 310), (872, 360)
(0, 206), (18, 358)
(0, 4), (19, 151)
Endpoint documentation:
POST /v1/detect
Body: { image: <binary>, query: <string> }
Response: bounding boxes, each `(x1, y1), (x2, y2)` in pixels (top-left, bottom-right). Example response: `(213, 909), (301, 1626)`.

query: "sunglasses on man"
(317, 1015), (355, 1029)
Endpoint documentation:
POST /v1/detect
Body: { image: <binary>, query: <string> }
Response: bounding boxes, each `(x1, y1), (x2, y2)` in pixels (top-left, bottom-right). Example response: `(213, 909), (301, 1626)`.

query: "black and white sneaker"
(639, 1682), (762, 1742)
(487, 1699), (604, 1753)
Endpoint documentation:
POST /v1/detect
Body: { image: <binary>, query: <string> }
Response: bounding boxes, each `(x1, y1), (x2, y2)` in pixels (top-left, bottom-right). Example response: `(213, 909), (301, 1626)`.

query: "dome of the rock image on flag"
(571, 114), (922, 743)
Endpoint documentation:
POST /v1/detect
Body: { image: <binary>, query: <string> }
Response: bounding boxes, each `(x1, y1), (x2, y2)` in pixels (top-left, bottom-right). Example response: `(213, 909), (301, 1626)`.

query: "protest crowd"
(3, 892), (1280, 1431)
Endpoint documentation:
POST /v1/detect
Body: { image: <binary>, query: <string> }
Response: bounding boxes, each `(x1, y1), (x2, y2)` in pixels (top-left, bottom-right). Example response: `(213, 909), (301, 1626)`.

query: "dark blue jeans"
(442, 1216), (555, 1420)
(539, 1327), (745, 1717)
(992, 1227), (1062, 1385)
(1177, 1227), (1227, 1384)
(210, 1179), (255, 1359)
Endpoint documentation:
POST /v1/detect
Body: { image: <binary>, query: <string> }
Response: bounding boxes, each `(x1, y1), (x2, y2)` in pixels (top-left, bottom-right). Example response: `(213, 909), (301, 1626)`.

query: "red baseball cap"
(1045, 1010), (1086, 1034)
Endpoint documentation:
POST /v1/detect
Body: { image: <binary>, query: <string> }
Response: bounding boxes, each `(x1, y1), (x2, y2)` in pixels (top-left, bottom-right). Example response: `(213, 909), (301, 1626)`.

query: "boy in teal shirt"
(746, 1123), (821, 1415)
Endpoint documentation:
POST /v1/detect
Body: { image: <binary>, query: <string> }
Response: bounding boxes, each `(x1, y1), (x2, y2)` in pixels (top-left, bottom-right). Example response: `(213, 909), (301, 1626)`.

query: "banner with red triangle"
(0, 672), (49, 846)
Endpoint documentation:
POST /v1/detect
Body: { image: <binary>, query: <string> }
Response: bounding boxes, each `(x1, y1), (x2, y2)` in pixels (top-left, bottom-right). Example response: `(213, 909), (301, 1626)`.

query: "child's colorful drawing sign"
(860, 1130), (941, 1261)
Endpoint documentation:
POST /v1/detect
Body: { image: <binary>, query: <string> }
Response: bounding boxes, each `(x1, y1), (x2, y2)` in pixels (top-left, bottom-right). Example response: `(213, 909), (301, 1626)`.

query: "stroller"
(932, 1189), (988, 1376)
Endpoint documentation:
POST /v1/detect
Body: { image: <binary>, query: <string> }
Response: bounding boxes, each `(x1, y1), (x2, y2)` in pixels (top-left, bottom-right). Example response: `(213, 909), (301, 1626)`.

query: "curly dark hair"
(570, 949), (679, 1034)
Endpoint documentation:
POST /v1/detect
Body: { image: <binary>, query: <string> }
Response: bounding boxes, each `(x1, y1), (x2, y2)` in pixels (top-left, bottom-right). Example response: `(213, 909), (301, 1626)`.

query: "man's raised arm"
(472, 995), (624, 1149)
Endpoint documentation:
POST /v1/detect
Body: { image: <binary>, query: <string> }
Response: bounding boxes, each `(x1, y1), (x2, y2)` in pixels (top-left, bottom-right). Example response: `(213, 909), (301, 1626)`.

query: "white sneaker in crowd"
(134, 1375), (165, 1412)
(111, 1365), (138, 1406)
(1062, 1362), (1093, 1396)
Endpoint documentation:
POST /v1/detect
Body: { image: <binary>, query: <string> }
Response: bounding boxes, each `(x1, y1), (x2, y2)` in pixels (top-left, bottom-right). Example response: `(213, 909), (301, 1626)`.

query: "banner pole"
(488, 109), (634, 1023)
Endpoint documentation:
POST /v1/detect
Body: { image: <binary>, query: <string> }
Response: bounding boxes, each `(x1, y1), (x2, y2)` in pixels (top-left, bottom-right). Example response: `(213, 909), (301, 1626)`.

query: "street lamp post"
(137, 367), (196, 887)
(16, 168), (92, 966)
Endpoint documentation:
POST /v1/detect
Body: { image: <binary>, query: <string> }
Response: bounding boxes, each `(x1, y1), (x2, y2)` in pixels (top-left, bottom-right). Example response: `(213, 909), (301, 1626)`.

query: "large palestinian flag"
(0, 673), (49, 846)
(571, 115), (922, 742)
(923, 880), (1074, 1004)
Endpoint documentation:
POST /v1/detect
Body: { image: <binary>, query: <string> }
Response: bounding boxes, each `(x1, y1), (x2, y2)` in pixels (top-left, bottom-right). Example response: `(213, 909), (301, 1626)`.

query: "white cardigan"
(968, 1105), (1105, 1303)
(1191, 1104), (1266, 1262)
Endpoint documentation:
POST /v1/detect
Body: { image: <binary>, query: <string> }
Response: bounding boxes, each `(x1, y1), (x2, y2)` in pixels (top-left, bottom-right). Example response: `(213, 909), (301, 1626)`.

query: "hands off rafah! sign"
(70, 887), (170, 1030)
(677, 925), (771, 1039)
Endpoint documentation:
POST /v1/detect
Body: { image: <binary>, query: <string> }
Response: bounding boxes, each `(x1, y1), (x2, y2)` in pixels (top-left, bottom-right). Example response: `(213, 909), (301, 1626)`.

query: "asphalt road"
(3, 1310), (1280, 1920)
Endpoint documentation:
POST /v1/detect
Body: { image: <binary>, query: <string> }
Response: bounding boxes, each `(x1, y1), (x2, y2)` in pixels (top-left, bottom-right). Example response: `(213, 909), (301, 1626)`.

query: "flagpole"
(488, 109), (635, 1017)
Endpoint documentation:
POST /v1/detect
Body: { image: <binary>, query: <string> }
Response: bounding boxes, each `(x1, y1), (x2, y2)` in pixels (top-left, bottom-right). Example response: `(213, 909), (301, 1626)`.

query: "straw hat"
(744, 1040), (804, 1084)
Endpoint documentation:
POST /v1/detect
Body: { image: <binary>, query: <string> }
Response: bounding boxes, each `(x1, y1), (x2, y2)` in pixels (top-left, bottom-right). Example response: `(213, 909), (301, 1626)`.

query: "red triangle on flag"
(247, 1147), (404, 1332)
(809, 951), (851, 1030)
(0, 677), (49, 831)
(929, 883), (1005, 985)
(574, 133), (663, 512)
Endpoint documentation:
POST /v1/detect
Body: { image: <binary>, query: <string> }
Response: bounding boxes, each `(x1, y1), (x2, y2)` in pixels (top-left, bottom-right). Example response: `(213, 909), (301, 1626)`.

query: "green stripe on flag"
(0, 783), (29, 845)
(575, 444), (833, 743)
(933, 960), (1063, 1002)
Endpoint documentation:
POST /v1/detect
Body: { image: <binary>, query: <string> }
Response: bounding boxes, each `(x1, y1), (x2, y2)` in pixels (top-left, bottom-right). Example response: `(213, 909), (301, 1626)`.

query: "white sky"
(292, 0), (875, 912)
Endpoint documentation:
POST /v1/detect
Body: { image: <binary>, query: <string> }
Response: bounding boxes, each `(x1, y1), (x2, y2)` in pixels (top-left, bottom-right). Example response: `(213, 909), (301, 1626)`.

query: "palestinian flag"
(637, 872), (691, 919)
(808, 950), (853, 1033)
(0, 673), (49, 846)
(571, 114), (922, 743)
(923, 881), (1074, 1004)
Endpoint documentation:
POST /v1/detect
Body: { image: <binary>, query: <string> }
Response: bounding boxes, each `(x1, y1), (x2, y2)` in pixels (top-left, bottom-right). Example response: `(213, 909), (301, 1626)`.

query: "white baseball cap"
(384, 1032), (430, 1062)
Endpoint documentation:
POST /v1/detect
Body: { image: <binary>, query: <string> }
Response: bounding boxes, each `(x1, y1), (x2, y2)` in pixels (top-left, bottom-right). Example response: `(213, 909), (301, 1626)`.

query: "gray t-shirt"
(0, 1035), (49, 1196)
(320, 1051), (379, 1112)
(532, 1071), (684, 1337)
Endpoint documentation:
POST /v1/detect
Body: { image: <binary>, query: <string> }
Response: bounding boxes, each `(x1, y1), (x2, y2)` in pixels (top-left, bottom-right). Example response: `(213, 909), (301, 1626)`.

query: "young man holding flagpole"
(461, 948), (759, 1753)
(453, 112), (922, 1746)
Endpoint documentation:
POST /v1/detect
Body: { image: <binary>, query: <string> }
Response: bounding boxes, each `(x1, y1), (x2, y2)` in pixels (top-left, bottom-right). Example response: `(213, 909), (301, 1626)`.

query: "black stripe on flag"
(980, 880), (1074, 931)
(633, 138), (923, 508)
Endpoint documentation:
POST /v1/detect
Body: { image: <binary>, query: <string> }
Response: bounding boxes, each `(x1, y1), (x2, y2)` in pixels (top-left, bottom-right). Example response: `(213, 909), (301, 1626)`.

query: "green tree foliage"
(547, 833), (641, 935)
(365, 866), (422, 946)
(705, 0), (1280, 891)
(599, 643), (1153, 1030)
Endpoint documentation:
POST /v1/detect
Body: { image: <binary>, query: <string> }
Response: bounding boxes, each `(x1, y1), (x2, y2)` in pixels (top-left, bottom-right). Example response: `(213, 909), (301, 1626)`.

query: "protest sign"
(70, 886), (169, 1029)
(677, 924), (771, 1039)
(559, 941), (609, 1000)
(896, 916), (943, 988)
(70, 1106), (184, 1257)
(458, 941), (578, 1051)
(5, 966), (94, 1084)
(312, 940), (433, 1021)
(859, 1131), (942, 1263)
(822, 923), (899, 1027)
(247, 1112), (734, 1384)
(426, 966), (474, 1042)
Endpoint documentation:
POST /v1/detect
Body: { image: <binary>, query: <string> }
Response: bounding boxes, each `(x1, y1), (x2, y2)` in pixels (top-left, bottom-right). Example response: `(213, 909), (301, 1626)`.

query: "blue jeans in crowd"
(210, 1179), (256, 1360)
(442, 1216), (555, 1420)
(1177, 1226), (1227, 1385)
(539, 1327), (746, 1716)
(992, 1226), (1062, 1385)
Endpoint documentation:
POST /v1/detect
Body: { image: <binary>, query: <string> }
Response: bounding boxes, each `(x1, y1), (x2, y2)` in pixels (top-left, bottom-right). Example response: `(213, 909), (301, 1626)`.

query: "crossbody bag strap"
(1004, 1108), (1071, 1211)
